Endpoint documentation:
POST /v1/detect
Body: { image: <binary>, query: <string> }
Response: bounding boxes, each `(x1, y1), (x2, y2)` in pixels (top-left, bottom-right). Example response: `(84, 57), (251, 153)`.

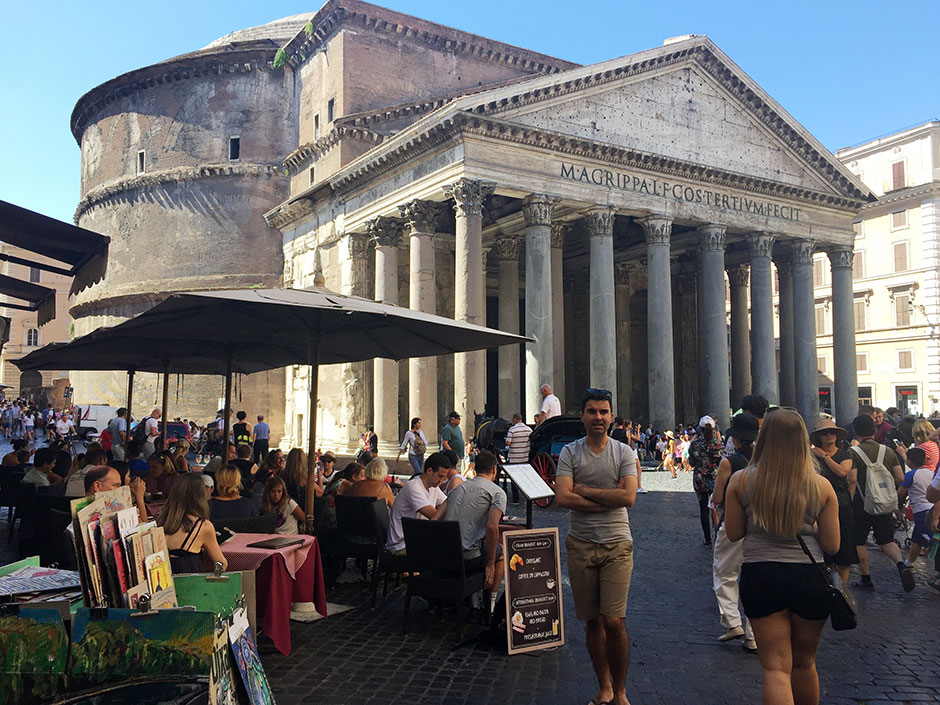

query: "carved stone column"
(522, 194), (556, 420)
(639, 214), (675, 431)
(698, 225), (730, 429)
(775, 254), (796, 407)
(369, 216), (404, 455)
(551, 223), (567, 411)
(615, 262), (634, 418)
(495, 236), (522, 419)
(747, 232), (778, 404)
(586, 207), (618, 408)
(341, 231), (372, 450)
(829, 246), (857, 426)
(676, 270), (699, 424)
(792, 239), (819, 423)
(444, 178), (495, 440)
(727, 263), (751, 408)
(400, 200), (439, 444)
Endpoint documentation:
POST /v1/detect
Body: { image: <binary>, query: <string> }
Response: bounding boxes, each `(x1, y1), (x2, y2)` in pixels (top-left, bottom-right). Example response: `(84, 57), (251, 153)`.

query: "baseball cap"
(698, 415), (716, 428)
(447, 411), (461, 420)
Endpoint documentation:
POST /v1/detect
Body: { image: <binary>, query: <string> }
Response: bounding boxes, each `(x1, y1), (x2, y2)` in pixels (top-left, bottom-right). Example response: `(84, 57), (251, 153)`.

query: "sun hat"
(809, 417), (847, 445)
(698, 415), (716, 428)
(726, 413), (759, 442)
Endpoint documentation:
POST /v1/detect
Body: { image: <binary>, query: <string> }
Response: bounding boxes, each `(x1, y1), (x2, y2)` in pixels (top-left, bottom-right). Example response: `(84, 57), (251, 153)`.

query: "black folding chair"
(216, 514), (277, 534)
(401, 518), (488, 641)
(368, 499), (407, 608)
(334, 495), (384, 581)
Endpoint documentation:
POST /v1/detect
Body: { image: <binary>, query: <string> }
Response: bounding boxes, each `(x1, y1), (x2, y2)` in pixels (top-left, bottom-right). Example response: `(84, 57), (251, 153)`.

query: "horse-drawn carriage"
(474, 414), (585, 507)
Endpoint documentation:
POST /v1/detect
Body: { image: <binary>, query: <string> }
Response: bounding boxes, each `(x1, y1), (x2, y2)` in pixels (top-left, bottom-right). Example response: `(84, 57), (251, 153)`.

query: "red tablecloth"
(221, 534), (327, 655)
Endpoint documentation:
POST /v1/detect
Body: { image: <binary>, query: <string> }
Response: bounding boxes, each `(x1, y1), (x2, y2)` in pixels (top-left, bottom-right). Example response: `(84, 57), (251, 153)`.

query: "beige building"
(828, 121), (940, 416)
(0, 250), (71, 400)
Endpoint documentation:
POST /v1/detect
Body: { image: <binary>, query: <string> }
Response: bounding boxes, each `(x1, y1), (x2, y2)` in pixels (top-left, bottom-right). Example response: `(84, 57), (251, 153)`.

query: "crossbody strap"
(796, 534), (830, 584)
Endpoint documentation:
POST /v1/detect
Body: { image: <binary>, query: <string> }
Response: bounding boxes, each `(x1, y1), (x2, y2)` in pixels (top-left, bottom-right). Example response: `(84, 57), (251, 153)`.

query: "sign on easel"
(500, 464), (554, 503)
(502, 527), (564, 655)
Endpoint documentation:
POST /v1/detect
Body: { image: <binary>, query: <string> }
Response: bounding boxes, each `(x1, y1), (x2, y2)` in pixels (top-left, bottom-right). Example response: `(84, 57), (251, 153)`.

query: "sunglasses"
(585, 388), (612, 399)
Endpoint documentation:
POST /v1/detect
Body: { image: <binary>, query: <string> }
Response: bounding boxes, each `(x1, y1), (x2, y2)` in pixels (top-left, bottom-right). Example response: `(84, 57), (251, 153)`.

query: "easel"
(499, 463), (555, 529)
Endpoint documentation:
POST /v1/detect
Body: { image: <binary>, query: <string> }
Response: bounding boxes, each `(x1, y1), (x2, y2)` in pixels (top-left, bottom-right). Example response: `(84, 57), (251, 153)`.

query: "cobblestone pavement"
(261, 482), (940, 705)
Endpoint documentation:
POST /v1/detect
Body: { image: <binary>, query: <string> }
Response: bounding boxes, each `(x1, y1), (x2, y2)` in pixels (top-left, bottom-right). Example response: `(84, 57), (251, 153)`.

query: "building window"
(858, 385), (873, 406)
(136, 150), (146, 175)
(856, 353), (869, 374)
(228, 136), (240, 161)
(893, 241), (909, 271)
(309, 166), (315, 186)
(814, 304), (828, 335)
(890, 210), (908, 231)
(897, 349), (914, 371)
(25, 328), (39, 347)
(855, 220), (865, 240)
(854, 299), (867, 331)
(327, 98), (335, 122)
(895, 293), (911, 327)
(852, 251), (865, 280)
(314, 113), (320, 140)
(891, 160), (905, 190)
(28, 267), (40, 283)
(812, 256), (827, 287)
(817, 356), (828, 375)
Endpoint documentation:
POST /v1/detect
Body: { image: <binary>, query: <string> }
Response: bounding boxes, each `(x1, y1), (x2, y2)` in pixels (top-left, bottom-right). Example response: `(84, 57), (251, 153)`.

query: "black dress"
(814, 449), (859, 566)
(168, 519), (207, 574)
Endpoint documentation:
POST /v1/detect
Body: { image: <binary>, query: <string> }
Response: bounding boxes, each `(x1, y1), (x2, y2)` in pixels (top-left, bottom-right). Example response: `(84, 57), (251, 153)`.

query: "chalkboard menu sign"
(502, 527), (564, 655)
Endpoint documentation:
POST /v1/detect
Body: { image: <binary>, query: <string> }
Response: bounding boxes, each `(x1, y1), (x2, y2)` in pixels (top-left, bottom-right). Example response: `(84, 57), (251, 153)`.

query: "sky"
(1, 0), (937, 224)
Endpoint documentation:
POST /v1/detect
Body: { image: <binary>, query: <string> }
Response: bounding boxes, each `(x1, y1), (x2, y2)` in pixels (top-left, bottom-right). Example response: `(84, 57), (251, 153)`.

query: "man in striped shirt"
(504, 413), (532, 503)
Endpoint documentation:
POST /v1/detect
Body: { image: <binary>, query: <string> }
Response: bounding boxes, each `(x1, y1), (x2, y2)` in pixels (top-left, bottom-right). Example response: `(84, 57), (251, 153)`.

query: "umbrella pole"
(222, 356), (233, 462)
(160, 368), (169, 451)
(304, 341), (320, 532)
(124, 369), (135, 456)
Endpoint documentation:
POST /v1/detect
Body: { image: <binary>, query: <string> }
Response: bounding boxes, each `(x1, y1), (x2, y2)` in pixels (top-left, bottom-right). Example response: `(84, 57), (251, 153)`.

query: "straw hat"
(809, 417), (847, 445)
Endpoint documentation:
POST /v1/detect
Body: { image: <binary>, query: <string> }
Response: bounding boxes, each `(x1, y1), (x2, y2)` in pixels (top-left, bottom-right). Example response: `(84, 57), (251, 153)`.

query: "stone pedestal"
(586, 207), (618, 408)
(829, 246), (857, 426)
(369, 216), (403, 454)
(792, 240), (819, 423)
(495, 236), (521, 419)
(445, 179), (495, 441)
(728, 264), (751, 408)
(776, 255), (796, 407)
(523, 194), (556, 421)
(747, 233), (778, 404)
(698, 225), (730, 430)
(640, 215), (675, 431)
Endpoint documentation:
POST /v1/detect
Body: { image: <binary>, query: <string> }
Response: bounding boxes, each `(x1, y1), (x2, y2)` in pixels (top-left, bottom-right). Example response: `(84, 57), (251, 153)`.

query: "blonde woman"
(725, 409), (840, 705)
(171, 439), (191, 473)
(209, 463), (258, 522)
(282, 448), (322, 504)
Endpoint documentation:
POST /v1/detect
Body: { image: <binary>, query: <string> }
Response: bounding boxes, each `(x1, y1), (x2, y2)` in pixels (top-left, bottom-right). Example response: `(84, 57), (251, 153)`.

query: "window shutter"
(892, 162), (905, 190)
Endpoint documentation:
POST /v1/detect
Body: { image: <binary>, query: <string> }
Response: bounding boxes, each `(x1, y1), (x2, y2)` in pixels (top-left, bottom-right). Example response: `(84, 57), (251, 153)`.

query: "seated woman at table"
(262, 476), (306, 534)
(170, 439), (191, 473)
(209, 464), (258, 522)
(145, 453), (177, 497)
(158, 473), (228, 573)
(344, 457), (395, 507)
(281, 447), (323, 505)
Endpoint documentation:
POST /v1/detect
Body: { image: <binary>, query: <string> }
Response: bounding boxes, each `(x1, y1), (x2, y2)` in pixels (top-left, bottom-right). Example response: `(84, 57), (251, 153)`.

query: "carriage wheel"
(531, 452), (556, 508)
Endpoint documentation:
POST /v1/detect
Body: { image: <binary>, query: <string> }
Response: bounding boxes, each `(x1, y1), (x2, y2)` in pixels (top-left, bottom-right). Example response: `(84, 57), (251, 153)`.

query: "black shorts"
(740, 562), (830, 621)
(853, 505), (895, 546)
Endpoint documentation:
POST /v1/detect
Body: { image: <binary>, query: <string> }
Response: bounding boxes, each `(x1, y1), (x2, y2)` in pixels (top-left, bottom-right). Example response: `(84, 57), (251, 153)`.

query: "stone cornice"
(71, 46), (279, 143)
(75, 163), (286, 222)
(858, 180), (940, 216)
(281, 1), (575, 74)
(283, 125), (383, 172)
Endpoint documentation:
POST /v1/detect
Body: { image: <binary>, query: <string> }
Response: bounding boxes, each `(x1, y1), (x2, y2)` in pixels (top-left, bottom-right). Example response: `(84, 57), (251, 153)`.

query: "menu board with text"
(502, 527), (564, 655)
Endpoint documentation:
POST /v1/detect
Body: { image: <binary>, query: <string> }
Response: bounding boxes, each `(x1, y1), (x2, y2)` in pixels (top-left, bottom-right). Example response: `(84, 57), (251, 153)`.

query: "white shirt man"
(537, 384), (561, 425)
(55, 414), (74, 439)
(143, 409), (161, 458)
(386, 454), (449, 554)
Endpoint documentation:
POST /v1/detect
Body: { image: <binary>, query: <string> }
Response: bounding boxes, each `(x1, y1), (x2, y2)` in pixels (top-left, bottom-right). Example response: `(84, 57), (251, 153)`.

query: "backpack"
(412, 433), (427, 456)
(850, 443), (896, 515)
(132, 417), (150, 444)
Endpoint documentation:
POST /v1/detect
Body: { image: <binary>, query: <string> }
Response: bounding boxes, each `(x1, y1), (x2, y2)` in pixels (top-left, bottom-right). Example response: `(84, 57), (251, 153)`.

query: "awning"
(0, 274), (57, 326)
(0, 200), (110, 319)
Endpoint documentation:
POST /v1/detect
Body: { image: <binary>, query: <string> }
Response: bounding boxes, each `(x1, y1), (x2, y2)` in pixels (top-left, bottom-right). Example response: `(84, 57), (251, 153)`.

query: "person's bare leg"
(586, 617), (614, 704)
(880, 540), (902, 563)
(603, 615), (631, 705)
(907, 542), (920, 565)
(836, 565), (850, 584)
(636, 464), (643, 491)
(856, 546), (870, 577)
(789, 614), (824, 705)
(750, 611), (795, 705)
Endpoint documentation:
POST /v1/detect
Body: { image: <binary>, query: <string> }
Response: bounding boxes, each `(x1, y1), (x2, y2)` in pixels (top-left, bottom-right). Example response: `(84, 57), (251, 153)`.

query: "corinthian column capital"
(638, 214), (672, 245)
(697, 223), (727, 251)
(789, 239), (816, 266)
(494, 236), (522, 261)
(550, 222), (569, 249)
(727, 263), (750, 288)
(746, 232), (776, 259)
(346, 232), (371, 260)
(585, 206), (616, 238)
(444, 179), (496, 218)
(366, 216), (405, 248)
(399, 199), (442, 235)
(827, 245), (854, 270)
(522, 194), (558, 227)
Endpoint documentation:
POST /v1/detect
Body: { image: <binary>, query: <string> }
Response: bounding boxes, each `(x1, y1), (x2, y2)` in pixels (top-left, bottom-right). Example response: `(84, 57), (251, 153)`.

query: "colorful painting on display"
(211, 624), (239, 705)
(69, 608), (214, 692)
(228, 607), (274, 705)
(0, 607), (68, 705)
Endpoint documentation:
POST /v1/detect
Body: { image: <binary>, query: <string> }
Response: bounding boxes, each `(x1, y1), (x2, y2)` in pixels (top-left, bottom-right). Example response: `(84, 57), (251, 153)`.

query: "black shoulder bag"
(797, 535), (858, 631)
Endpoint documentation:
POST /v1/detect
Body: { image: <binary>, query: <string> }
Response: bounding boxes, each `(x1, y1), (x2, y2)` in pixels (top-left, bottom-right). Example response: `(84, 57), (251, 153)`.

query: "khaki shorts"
(565, 534), (634, 620)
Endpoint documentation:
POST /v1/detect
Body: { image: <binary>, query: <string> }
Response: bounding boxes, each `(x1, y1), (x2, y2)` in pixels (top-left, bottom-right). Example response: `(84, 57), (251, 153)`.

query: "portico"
(269, 35), (872, 451)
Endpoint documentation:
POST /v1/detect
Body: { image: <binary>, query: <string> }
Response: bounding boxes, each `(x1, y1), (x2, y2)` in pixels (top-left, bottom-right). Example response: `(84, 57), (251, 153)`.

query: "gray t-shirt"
(107, 416), (127, 443)
(556, 437), (637, 544)
(443, 475), (507, 558)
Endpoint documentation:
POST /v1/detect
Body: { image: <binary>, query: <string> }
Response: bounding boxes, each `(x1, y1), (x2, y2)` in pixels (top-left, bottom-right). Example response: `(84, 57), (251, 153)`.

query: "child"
(897, 447), (934, 568)
(262, 476), (306, 534)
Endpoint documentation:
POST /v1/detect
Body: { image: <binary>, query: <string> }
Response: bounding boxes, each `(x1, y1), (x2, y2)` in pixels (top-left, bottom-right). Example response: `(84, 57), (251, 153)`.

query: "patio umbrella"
(15, 287), (532, 527)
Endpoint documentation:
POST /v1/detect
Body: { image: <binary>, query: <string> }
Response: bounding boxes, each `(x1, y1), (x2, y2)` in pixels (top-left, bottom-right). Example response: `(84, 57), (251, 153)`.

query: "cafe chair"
(401, 518), (488, 642)
(368, 499), (406, 609)
(334, 495), (384, 579)
(217, 514), (277, 534)
(0, 467), (25, 522)
(311, 495), (328, 536)
(9, 479), (38, 542)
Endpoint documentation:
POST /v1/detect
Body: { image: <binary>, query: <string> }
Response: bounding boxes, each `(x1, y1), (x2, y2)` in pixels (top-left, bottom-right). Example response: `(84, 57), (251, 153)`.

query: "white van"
(73, 404), (120, 439)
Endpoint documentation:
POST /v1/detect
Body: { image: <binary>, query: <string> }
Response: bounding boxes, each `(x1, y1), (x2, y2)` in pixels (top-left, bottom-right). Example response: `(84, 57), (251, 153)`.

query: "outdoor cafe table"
(221, 533), (328, 655)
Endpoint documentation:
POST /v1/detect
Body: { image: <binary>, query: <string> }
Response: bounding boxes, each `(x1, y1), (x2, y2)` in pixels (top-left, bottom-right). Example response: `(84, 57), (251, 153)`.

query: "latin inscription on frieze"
(559, 162), (801, 222)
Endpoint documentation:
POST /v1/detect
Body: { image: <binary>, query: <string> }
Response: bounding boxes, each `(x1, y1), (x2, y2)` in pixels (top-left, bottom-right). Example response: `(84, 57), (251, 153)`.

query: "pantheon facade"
(70, 1), (872, 452)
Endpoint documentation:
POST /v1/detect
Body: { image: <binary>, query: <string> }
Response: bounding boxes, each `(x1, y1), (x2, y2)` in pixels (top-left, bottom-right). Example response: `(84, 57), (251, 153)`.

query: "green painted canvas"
(0, 608), (68, 705)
